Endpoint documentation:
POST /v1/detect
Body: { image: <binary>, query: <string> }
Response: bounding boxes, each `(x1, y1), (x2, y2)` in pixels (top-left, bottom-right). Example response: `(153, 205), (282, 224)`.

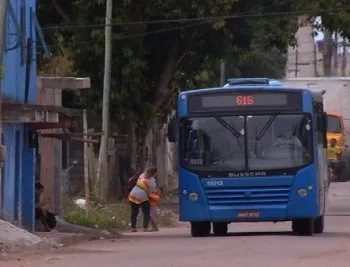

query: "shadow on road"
(123, 231), (319, 239)
(124, 228), (350, 239)
(225, 231), (293, 237)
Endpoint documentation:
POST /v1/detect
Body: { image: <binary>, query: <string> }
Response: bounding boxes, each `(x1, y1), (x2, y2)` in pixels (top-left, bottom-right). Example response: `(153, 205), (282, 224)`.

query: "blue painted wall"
(1, 0), (37, 230)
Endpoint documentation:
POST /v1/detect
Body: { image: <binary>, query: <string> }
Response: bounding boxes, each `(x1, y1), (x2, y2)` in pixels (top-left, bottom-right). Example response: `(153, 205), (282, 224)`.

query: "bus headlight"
(297, 188), (308, 197)
(189, 192), (199, 201)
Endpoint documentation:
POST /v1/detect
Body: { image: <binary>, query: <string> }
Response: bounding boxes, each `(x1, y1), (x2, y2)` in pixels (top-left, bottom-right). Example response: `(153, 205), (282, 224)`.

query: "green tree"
(37, 0), (301, 198)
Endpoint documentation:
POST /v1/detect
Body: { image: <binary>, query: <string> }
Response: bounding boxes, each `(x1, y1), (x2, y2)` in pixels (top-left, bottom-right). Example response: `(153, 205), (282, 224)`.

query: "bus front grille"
(205, 186), (291, 206)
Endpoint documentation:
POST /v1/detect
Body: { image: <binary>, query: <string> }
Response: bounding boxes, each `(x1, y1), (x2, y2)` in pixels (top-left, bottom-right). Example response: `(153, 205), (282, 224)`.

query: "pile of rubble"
(0, 219), (59, 253)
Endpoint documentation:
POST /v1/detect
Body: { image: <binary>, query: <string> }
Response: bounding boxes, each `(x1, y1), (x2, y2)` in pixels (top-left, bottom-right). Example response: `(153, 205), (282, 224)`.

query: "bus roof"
(225, 78), (282, 86)
(179, 78), (324, 103)
(180, 85), (311, 96)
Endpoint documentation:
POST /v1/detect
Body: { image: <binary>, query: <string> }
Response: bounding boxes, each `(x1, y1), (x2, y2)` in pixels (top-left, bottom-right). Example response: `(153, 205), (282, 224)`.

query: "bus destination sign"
(187, 91), (301, 112)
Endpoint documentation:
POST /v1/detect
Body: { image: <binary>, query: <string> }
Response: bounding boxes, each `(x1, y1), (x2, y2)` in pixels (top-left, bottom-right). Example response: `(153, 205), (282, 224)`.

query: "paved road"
(3, 182), (350, 267)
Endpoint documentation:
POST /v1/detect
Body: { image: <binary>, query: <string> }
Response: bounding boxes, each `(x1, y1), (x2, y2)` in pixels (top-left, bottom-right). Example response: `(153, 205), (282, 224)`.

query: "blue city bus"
(167, 78), (329, 237)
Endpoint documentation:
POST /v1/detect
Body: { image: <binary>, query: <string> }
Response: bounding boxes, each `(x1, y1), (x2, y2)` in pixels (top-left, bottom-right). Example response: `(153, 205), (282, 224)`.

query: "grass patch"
(63, 198), (178, 231)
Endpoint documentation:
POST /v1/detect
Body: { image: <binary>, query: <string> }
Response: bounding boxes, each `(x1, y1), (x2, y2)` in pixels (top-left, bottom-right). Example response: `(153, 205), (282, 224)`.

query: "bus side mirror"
(167, 118), (177, 143)
(322, 112), (328, 148)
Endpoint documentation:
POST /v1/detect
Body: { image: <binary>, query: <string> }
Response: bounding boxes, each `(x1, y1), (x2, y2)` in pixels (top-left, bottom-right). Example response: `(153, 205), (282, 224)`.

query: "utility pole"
(96, 0), (112, 202)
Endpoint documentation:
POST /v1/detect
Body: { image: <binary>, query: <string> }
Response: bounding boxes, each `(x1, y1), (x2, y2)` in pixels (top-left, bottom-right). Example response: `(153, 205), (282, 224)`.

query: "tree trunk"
(333, 32), (339, 75)
(156, 124), (167, 189)
(143, 129), (153, 168)
(342, 41), (347, 76)
(323, 31), (333, 76)
(52, 0), (72, 22)
(127, 120), (137, 172)
(154, 44), (180, 111)
(108, 148), (121, 201)
(152, 124), (158, 166)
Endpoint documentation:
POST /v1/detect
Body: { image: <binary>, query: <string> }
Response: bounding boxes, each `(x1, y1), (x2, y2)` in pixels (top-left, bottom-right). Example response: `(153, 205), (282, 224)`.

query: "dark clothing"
(130, 201), (150, 229)
(35, 192), (41, 220)
(35, 192), (39, 205)
(35, 208), (43, 220)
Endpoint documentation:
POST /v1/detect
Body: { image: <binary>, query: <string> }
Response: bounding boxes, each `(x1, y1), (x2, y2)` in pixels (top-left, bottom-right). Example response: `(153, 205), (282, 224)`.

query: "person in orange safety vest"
(128, 166), (157, 232)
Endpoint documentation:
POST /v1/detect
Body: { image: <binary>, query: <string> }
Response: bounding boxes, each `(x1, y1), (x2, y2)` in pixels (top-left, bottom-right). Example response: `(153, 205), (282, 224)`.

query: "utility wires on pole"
(96, 0), (112, 202)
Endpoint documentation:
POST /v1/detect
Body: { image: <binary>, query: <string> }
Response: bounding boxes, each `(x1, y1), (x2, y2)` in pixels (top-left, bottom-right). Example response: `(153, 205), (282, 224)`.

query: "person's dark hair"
(35, 182), (44, 190)
(145, 166), (157, 178)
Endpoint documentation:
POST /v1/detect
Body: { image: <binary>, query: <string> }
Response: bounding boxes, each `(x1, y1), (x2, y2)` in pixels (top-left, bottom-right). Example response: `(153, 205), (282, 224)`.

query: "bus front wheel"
(191, 222), (211, 237)
(292, 219), (314, 236)
(213, 222), (228, 236)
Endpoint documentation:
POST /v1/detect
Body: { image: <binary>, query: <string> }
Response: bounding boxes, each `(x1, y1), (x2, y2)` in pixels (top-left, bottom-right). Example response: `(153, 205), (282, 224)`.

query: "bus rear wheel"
(314, 215), (324, 234)
(292, 219), (314, 236)
(191, 222), (211, 237)
(213, 222), (228, 236)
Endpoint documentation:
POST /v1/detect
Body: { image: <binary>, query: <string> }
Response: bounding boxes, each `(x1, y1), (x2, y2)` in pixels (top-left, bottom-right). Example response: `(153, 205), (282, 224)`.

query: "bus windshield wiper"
(214, 116), (242, 149)
(256, 114), (278, 141)
(214, 116), (241, 137)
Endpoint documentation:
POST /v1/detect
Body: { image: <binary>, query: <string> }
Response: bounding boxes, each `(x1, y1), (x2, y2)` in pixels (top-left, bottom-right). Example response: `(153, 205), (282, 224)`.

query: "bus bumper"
(179, 166), (322, 223)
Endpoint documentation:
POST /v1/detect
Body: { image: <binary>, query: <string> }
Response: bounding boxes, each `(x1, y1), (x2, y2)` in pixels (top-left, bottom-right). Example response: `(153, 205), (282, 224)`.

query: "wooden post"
(83, 109), (91, 216)
(88, 145), (96, 193)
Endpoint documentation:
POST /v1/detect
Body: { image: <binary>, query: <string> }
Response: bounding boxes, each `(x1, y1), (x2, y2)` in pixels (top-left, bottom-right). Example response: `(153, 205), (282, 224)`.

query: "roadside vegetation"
(62, 195), (178, 231)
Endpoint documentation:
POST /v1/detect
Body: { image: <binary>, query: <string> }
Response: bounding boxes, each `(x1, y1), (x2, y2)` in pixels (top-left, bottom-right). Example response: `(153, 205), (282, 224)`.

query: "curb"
(50, 231), (122, 247)
(0, 231), (122, 261)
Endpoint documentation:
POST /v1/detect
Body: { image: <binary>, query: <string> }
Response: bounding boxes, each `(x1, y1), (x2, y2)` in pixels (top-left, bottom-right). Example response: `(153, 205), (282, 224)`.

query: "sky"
(314, 16), (324, 41)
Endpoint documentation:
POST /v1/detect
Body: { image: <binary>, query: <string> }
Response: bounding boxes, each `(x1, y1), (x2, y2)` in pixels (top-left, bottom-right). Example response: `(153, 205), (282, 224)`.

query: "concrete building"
(36, 77), (90, 216)
(285, 18), (316, 78)
(286, 17), (350, 78)
(0, 1), (90, 231)
(0, 0), (42, 229)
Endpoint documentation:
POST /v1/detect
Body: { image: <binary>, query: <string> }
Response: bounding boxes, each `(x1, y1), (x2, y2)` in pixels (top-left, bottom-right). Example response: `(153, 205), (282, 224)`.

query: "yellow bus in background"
(326, 112), (349, 181)
(327, 112), (346, 154)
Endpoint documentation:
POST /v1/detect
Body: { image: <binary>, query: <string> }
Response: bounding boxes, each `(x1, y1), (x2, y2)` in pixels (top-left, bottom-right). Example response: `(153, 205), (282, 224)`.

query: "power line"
(36, 21), (208, 49)
(38, 1), (291, 48)
(35, 27), (336, 51)
(41, 8), (350, 31)
(36, 10), (349, 49)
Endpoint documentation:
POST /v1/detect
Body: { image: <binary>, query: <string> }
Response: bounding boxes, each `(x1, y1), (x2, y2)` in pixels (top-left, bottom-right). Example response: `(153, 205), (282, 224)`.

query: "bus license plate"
(237, 210), (260, 218)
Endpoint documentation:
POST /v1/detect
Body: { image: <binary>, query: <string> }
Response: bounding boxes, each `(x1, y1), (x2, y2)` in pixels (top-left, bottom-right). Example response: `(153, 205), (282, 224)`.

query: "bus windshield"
(327, 115), (342, 133)
(180, 114), (312, 172)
